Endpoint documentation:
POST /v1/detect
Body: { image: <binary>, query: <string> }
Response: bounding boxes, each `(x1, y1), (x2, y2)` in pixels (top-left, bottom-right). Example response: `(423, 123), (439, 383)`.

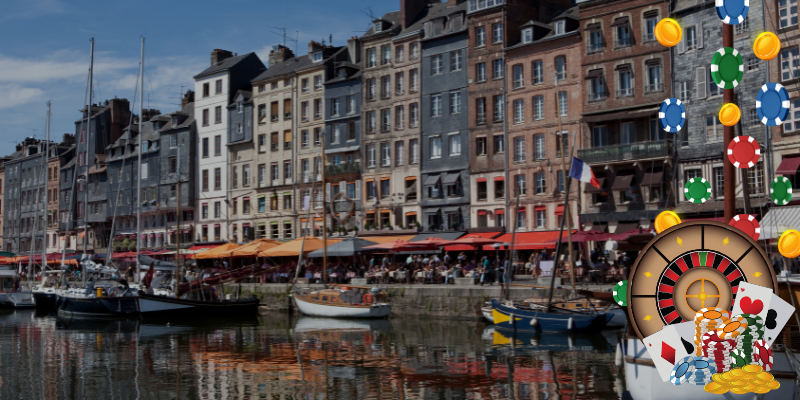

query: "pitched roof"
(363, 10), (401, 38)
(251, 54), (313, 82)
(193, 52), (259, 80)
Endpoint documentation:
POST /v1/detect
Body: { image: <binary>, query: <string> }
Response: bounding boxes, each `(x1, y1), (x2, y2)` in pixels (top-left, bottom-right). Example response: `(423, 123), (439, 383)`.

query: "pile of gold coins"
(703, 365), (780, 394)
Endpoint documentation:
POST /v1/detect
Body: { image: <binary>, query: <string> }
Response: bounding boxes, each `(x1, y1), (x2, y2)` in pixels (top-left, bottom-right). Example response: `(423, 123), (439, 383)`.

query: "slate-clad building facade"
(419, 1), (471, 232)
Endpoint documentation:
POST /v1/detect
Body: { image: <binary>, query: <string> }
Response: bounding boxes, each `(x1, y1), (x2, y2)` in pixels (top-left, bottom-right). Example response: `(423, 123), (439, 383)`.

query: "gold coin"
(730, 388), (750, 394)
(754, 32), (781, 60)
(720, 371), (736, 381)
(741, 383), (760, 391)
(704, 382), (724, 391)
(727, 380), (748, 387)
(779, 229), (800, 259)
(655, 210), (681, 233)
(753, 386), (771, 394)
(730, 368), (748, 378)
(755, 371), (775, 382)
(711, 373), (726, 383)
(767, 380), (780, 389)
(655, 18), (682, 47)
(742, 364), (763, 374)
(719, 103), (741, 127)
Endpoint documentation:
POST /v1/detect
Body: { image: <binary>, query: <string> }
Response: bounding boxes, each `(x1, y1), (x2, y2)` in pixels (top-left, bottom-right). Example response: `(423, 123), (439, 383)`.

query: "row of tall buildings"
(1, 0), (798, 255)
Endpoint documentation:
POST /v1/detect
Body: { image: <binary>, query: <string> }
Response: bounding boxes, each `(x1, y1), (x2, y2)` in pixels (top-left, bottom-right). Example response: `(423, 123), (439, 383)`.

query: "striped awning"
(758, 206), (800, 240)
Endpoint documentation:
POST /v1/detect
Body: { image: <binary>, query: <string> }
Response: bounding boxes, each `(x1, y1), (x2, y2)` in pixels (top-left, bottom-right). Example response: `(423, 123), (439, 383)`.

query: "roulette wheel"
(627, 221), (777, 340)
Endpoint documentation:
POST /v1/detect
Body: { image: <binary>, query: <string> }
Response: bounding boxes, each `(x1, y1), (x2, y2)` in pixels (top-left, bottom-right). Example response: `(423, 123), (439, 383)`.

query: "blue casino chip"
(659, 98), (686, 133)
(687, 356), (717, 385)
(757, 83), (790, 126)
(716, 0), (750, 24)
(670, 356), (696, 385)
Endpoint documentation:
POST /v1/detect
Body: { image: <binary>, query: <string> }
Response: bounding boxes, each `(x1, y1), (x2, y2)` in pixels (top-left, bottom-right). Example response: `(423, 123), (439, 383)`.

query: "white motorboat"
(292, 287), (391, 318)
(0, 268), (35, 308)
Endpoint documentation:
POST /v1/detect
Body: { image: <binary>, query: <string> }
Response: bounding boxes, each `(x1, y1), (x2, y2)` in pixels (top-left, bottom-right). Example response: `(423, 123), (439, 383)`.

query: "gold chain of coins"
(704, 365), (779, 394)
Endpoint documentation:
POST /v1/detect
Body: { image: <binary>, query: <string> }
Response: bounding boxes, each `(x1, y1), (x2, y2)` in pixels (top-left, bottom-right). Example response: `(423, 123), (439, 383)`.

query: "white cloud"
(2, 0), (67, 20)
(0, 51), (132, 84)
(0, 84), (45, 109)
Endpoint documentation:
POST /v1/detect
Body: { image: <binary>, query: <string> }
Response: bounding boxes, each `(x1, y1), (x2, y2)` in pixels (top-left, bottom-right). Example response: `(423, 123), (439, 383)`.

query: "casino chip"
(752, 340), (774, 371)
(717, 315), (749, 339)
(757, 83), (790, 126)
(612, 280), (628, 306)
(659, 98), (686, 132)
(688, 357), (717, 384)
(711, 47), (744, 89)
(727, 135), (761, 168)
(729, 348), (748, 368)
(728, 214), (761, 241)
(671, 356), (696, 385)
(715, 0), (750, 24)
(771, 176), (793, 205)
(684, 177), (712, 203)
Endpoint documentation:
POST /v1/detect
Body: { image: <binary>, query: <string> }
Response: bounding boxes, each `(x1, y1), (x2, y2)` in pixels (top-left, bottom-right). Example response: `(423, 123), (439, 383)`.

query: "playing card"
(731, 281), (774, 320)
(761, 293), (795, 346)
(643, 325), (692, 381)
(673, 321), (698, 355)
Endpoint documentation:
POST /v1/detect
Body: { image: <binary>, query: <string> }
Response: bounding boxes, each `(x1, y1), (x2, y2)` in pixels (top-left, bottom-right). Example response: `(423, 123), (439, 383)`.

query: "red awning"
(777, 157), (800, 175)
(494, 176), (504, 181)
(445, 231), (504, 251)
(534, 206), (546, 211)
(476, 178), (487, 182)
(555, 204), (565, 216)
(495, 209), (505, 215)
(477, 210), (487, 216)
(483, 231), (577, 251)
(188, 244), (221, 251)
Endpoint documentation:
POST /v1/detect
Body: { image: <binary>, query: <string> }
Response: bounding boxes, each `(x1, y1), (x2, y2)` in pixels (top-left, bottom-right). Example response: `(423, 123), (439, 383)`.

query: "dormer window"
(522, 28), (533, 44)
(142, 141), (149, 152)
(374, 21), (383, 33)
(172, 116), (179, 126)
(554, 20), (565, 35)
(312, 52), (323, 62)
(237, 102), (243, 113)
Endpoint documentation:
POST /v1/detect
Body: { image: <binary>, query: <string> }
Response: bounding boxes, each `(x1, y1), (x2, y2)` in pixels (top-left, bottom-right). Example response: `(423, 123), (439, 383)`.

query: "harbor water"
(0, 310), (623, 400)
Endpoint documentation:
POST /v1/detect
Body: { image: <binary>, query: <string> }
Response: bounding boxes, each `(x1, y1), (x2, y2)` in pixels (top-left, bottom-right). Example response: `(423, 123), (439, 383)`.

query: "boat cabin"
(0, 269), (20, 293)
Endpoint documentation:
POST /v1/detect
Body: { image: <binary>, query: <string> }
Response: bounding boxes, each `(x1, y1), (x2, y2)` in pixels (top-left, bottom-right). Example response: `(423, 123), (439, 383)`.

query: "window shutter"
(678, 34), (685, 54)
(424, 22), (432, 38)
(697, 22), (704, 49)
(325, 182), (331, 202)
(340, 181), (346, 198)
(695, 67), (707, 99)
(355, 180), (362, 201)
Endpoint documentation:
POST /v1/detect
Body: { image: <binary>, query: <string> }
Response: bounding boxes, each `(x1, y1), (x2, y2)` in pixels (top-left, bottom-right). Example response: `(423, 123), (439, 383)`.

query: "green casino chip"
(770, 176), (793, 205)
(613, 280), (628, 307)
(711, 47), (744, 89)
(684, 177), (712, 204)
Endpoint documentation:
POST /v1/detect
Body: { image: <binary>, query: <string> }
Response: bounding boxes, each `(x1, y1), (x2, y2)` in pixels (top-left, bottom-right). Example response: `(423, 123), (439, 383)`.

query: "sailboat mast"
(175, 144), (182, 295)
(321, 132), (327, 288)
(555, 73), (576, 295)
(136, 37), (144, 270)
(42, 102), (51, 276)
(82, 38), (94, 270)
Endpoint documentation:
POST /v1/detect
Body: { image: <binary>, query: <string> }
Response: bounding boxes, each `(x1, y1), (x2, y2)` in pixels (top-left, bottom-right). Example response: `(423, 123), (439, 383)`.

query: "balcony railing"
(588, 92), (606, 102)
(577, 140), (672, 164)
(616, 88), (634, 98)
(325, 162), (360, 176)
(643, 33), (656, 42)
(645, 83), (664, 93)
(586, 43), (604, 54)
(615, 38), (633, 48)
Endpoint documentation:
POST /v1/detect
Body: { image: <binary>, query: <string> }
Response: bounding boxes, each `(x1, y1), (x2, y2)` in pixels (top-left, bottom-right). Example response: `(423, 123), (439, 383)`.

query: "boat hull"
(33, 292), (57, 310)
(293, 295), (391, 318)
(137, 294), (260, 319)
(0, 292), (36, 308)
(491, 299), (612, 332)
(57, 295), (139, 317)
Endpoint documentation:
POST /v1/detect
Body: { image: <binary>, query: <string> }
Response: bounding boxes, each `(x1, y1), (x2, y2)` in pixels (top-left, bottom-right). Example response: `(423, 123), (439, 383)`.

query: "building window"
(367, 48), (377, 67)
(215, 106), (222, 123)
(747, 56), (759, 71)
(366, 111), (376, 133)
(396, 141), (405, 166)
(644, 12), (658, 42)
(779, 0), (798, 27)
(202, 83), (209, 97)
(476, 137), (487, 156)
(621, 122), (635, 144)
(493, 95), (504, 121)
(615, 19), (632, 47)
(534, 171), (546, 194)
(532, 60), (543, 84)
(449, 133), (461, 156)
(381, 109), (391, 132)
(747, 159), (765, 195)
(214, 168), (221, 191)
(554, 20), (565, 35)
(533, 96), (544, 120)
(169, 157), (177, 173)
(617, 67), (633, 97)
(475, 26), (486, 47)
(713, 167), (725, 198)
(522, 28), (533, 43)
(381, 76), (391, 98)
(476, 62), (486, 82)
(555, 57), (566, 81)
(735, 16), (749, 34)
(382, 45), (391, 64)
(410, 139), (419, 164)
(492, 23), (503, 43)
(410, 69), (419, 91)
(515, 174), (527, 196)
(214, 135), (221, 156)
(589, 73), (605, 101)
(395, 45), (405, 62)
(380, 142), (391, 166)
(535, 209), (546, 228)
(314, 75), (322, 91)
(513, 99), (524, 123)
(534, 134), (545, 160)
(557, 170), (565, 192)
(431, 55), (443, 75)
(494, 135), (505, 154)
(367, 144), (376, 167)
(202, 170), (209, 191)
(243, 165), (250, 186)
(592, 124), (607, 147)
(410, 42), (419, 60)
(785, 99), (800, 133)
(495, 179), (505, 199)
(202, 109), (209, 126)
(588, 28), (603, 53)
(215, 79), (222, 94)
(396, 72), (405, 95)
(450, 91), (461, 114)
(646, 62), (662, 92)
(451, 50), (462, 71)
(513, 137), (525, 162)
(431, 94), (442, 117)
(557, 91), (568, 116)
(685, 26), (697, 50)
(706, 115), (722, 141)
(781, 47), (800, 81)
(476, 97), (487, 124)
(395, 106), (405, 130)
(493, 59), (504, 79)
(410, 103), (419, 126)
(513, 64), (524, 88)
(431, 137), (442, 159)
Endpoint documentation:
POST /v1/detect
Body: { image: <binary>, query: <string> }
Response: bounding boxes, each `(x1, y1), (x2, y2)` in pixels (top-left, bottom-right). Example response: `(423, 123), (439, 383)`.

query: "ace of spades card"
(643, 324), (695, 381)
(731, 281), (796, 346)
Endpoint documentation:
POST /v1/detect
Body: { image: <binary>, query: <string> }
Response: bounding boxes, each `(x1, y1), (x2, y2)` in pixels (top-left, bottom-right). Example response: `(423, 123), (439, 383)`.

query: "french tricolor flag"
(570, 157), (601, 189)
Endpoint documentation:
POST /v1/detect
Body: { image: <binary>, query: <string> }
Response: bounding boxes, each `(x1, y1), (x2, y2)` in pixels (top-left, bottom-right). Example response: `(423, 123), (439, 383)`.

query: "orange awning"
(445, 231), (503, 251)
(405, 212), (417, 216)
(258, 237), (342, 257)
(195, 243), (242, 259)
(483, 231), (577, 251)
(555, 204), (565, 216)
(356, 235), (414, 244)
(218, 239), (282, 257)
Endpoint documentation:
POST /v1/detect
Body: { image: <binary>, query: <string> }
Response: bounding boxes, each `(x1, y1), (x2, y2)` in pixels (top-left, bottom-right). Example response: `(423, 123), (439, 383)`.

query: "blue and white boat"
(490, 299), (613, 333)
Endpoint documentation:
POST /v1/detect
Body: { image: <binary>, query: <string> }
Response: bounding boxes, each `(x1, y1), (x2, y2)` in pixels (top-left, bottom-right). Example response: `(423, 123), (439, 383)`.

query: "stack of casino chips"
(735, 313), (765, 363)
(702, 330), (738, 372)
(694, 308), (730, 356)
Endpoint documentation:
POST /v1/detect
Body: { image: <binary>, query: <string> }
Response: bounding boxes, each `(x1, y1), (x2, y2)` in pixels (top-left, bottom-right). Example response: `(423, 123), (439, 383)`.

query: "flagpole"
(555, 73), (576, 295)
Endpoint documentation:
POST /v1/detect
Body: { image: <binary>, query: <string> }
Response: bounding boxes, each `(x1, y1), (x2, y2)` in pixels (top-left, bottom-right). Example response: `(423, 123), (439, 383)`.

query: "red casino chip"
(729, 214), (761, 241)
(727, 135), (761, 168)
(752, 340), (774, 371)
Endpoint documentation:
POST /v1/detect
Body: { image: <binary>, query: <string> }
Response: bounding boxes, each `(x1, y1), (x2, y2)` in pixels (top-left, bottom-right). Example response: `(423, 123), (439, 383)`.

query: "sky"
(0, 0), (395, 148)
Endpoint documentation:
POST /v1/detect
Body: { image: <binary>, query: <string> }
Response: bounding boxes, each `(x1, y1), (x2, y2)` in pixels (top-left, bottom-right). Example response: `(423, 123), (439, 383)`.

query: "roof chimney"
(269, 45), (294, 67)
(211, 49), (234, 66)
(401, 0), (436, 28)
(181, 90), (195, 108)
(347, 37), (361, 63)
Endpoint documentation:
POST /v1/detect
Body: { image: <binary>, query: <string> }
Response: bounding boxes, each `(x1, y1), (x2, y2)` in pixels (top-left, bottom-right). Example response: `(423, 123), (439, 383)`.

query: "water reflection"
(0, 310), (622, 399)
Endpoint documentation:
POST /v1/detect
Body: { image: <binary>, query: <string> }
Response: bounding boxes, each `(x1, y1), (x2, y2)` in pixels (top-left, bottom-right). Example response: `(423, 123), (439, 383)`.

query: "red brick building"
(577, 0), (674, 235)
(465, 0), (573, 231)
(502, 7), (582, 234)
